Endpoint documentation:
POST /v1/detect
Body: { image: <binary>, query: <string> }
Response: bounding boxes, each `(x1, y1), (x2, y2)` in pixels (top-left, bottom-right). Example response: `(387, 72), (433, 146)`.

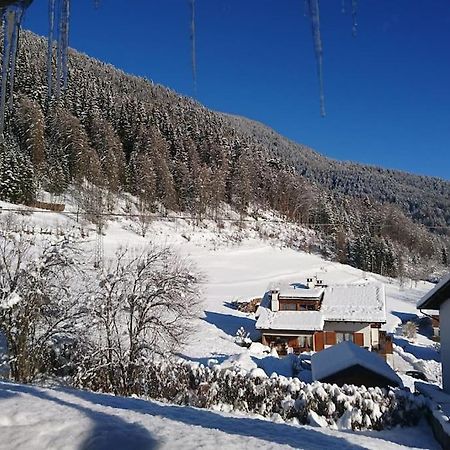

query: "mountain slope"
(0, 31), (448, 278)
(226, 114), (450, 230)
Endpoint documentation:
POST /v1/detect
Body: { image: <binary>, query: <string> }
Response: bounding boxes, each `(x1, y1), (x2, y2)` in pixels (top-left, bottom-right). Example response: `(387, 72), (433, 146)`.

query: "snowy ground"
(0, 381), (439, 450)
(0, 199), (443, 449)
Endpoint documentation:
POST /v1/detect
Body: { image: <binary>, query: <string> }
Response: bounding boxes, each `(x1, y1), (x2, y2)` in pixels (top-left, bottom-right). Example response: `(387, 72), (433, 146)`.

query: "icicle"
(190, 0), (197, 93)
(0, 9), (15, 138)
(351, 0), (358, 37)
(55, 0), (62, 99)
(303, 0), (308, 17)
(47, 0), (55, 98)
(8, 6), (23, 108)
(61, 0), (70, 90)
(307, 0), (325, 117)
(52, 0), (70, 99)
(0, 1), (30, 139)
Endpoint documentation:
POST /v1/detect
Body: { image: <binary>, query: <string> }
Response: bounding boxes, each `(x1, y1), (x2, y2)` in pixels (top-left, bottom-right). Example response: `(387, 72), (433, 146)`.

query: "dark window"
(336, 332), (353, 343)
(280, 302), (297, 311)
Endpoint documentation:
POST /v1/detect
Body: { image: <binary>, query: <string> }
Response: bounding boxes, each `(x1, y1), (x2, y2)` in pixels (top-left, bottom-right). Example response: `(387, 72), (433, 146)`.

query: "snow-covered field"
(0, 199), (442, 449)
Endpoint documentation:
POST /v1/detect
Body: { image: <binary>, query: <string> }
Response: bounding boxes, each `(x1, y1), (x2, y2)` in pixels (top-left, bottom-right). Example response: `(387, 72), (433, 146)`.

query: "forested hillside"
(227, 115), (450, 231)
(0, 31), (448, 279)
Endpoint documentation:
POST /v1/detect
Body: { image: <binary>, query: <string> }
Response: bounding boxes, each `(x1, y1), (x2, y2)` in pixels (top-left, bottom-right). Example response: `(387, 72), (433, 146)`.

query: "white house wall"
(441, 299), (450, 393)
(371, 327), (380, 347)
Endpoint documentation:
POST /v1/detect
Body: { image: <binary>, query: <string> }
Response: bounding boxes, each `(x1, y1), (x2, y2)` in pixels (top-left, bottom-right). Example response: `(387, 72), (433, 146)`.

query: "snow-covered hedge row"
(130, 359), (427, 431)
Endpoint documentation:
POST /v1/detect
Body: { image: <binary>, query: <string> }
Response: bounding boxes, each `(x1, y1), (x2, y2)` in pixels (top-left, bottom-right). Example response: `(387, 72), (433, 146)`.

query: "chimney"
(306, 277), (314, 289)
(271, 289), (279, 312)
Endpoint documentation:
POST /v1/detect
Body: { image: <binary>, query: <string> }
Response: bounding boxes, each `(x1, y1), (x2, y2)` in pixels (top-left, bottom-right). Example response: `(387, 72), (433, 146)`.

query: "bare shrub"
(0, 232), (86, 382)
(402, 321), (418, 340)
(76, 246), (201, 395)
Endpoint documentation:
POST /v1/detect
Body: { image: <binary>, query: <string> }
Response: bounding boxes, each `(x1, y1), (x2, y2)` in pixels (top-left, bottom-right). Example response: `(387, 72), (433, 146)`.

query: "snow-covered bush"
(0, 229), (202, 392)
(76, 356), (427, 431)
(0, 231), (88, 382)
(234, 327), (252, 347)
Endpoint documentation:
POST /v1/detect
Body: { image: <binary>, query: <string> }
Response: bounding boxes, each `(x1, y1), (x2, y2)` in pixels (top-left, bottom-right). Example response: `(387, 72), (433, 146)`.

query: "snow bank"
(0, 380), (437, 450)
(219, 353), (257, 372)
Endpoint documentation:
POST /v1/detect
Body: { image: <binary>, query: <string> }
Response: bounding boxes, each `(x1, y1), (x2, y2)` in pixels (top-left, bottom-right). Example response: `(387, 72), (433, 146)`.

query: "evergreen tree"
(0, 142), (35, 204)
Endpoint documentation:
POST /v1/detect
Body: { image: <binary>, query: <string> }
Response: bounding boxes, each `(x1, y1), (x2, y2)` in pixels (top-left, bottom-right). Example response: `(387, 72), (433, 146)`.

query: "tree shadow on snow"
(203, 310), (258, 339)
(0, 385), (17, 400)
(394, 336), (440, 362)
(391, 310), (419, 324)
(224, 301), (238, 310)
(64, 388), (368, 450)
(0, 382), (158, 450)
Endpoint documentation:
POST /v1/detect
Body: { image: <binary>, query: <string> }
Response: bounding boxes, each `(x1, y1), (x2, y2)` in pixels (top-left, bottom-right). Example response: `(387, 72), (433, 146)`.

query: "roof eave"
(323, 318), (386, 324)
(418, 277), (450, 310)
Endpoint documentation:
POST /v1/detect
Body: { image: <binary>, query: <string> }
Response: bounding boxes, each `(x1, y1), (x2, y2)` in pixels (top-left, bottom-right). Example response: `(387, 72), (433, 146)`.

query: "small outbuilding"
(311, 341), (402, 388)
(418, 272), (450, 393)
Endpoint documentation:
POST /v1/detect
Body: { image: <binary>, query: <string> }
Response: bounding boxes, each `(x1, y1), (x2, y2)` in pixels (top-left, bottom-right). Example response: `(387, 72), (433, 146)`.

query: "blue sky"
(23, 0), (450, 179)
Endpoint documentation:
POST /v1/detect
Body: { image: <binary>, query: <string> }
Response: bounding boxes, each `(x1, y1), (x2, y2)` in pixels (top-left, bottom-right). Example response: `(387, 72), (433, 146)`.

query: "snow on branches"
(0, 228), (202, 387)
(0, 229), (85, 381)
(74, 246), (202, 396)
(79, 357), (427, 432)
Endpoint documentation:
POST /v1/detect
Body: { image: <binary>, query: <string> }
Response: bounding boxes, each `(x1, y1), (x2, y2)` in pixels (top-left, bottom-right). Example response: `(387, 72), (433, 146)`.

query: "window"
(298, 335), (313, 349)
(279, 300), (318, 311)
(336, 332), (353, 343)
(280, 302), (297, 311)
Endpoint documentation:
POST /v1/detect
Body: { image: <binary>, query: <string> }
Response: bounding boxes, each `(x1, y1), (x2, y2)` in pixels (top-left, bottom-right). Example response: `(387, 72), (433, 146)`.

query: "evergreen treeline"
(228, 115), (450, 233)
(0, 31), (448, 278)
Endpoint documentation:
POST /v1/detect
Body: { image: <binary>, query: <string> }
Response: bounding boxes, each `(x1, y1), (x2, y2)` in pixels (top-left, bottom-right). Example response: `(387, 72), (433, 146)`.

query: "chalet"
(255, 277), (393, 361)
(312, 341), (402, 388)
(417, 272), (450, 393)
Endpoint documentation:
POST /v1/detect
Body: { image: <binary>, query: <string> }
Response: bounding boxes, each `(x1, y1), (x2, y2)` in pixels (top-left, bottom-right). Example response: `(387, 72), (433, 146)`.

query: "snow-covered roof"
(256, 283), (386, 331)
(311, 341), (402, 387)
(417, 272), (450, 310)
(256, 308), (324, 331)
(321, 284), (386, 323)
(278, 285), (324, 299)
